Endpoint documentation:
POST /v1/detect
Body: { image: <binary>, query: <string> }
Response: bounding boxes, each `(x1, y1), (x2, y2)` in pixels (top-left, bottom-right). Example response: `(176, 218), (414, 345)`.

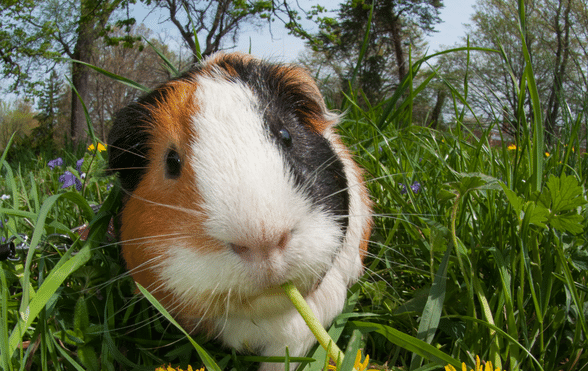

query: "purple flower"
(76, 158), (84, 173)
(400, 181), (421, 195)
(48, 157), (64, 170)
(59, 171), (82, 191)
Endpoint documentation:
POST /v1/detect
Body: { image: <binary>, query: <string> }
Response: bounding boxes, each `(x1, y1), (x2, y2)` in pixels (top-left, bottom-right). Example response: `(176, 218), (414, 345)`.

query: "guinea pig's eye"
(278, 128), (293, 147)
(165, 149), (182, 179)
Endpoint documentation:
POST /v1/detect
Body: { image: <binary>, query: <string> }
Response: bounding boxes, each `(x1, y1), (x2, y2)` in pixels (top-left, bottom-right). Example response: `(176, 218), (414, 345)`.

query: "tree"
(307, 0), (443, 104)
(457, 0), (588, 142)
(1, 0), (311, 147)
(36, 70), (63, 131)
(147, 0), (284, 61)
(0, 99), (37, 150)
(0, 0), (134, 147)
(86, 25), (185, 140)
(0, 0), (59, 93)
(62, 0), (130, 147)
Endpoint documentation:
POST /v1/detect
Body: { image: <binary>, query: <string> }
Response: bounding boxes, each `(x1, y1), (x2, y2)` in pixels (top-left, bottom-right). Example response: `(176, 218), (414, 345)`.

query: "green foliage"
(0, 0), (59, 93)
(307, 0), (443, 105)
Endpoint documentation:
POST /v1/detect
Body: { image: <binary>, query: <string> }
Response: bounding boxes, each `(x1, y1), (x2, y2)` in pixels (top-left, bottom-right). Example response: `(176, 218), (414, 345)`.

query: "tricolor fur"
(108, 52), (372, 368)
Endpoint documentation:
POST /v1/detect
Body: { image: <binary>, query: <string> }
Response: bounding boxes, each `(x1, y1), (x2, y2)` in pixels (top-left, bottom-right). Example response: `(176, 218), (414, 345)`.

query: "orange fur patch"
(119, 78), (224, 309)
(330, 135), (373, 260)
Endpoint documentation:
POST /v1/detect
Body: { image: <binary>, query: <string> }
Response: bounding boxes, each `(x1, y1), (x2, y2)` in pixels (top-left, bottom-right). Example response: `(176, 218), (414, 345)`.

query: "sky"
(136, 0), (478, 63)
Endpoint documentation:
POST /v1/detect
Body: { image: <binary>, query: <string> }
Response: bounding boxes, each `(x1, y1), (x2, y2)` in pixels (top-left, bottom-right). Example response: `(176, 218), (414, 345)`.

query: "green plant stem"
(450, 193), (470, 291)
(281, 281), (345, 367)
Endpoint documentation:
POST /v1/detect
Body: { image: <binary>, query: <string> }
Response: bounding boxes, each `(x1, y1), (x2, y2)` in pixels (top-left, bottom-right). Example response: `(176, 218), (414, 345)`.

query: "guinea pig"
(107, 52), (372, 369)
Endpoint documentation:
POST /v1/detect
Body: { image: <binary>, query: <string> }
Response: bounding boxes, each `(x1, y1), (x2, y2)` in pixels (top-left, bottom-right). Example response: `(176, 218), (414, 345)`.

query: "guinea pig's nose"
(228, 230), (291, 262)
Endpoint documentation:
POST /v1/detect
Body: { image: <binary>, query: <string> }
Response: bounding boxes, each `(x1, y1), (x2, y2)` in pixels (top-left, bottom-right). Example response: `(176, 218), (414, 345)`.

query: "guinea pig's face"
(108, 53), (370, 320)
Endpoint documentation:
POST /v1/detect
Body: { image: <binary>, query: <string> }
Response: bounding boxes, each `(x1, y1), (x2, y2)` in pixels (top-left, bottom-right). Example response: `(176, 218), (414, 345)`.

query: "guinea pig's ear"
(107, 103), (152, 193)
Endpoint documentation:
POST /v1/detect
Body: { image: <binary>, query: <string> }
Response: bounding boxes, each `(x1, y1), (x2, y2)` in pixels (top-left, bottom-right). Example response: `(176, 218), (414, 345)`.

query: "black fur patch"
(213, 56), (350, 232)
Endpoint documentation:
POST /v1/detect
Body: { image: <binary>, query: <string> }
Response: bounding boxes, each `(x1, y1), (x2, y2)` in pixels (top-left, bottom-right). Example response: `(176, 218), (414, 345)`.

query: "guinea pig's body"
(108, 52), (372, 368)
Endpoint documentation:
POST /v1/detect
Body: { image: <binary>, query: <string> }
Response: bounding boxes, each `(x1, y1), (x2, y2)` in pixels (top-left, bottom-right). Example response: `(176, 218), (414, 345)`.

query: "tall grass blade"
(63, 58), (150, 93)
(352, 321), (461, 368)
(517, 0), (544, 192)
(0, 132), (15, 166)
(410, 245), (451, 370)
(0, 267), (12, 371)
(143, 37), (180, 77)
(184, 3), (203, 62)
(136, 284), (221, 371)
(8, 243), (92, 359)
(18, 192), (92, 317)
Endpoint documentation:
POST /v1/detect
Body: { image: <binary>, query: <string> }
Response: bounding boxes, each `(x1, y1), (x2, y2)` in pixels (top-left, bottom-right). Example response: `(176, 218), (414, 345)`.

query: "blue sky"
(135, 0), (477, 63)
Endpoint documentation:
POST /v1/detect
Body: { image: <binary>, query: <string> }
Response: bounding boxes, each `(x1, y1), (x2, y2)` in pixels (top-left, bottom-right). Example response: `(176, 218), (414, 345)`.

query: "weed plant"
(1, 3), (587, 370)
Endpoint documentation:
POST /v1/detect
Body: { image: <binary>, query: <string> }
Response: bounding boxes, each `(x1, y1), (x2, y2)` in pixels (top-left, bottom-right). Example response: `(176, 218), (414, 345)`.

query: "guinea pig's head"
(108, 52), (372, 321)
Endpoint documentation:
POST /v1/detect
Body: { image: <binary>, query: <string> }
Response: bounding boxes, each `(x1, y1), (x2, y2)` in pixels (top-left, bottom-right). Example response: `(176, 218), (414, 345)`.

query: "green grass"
(1, 7), (588, 371)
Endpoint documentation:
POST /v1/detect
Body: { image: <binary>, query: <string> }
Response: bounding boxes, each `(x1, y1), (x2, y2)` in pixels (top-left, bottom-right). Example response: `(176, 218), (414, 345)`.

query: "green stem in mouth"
(281, 281), (345, 367)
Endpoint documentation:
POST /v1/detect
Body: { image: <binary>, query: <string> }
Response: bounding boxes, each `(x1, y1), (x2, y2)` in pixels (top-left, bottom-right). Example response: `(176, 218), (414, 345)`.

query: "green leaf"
(522, 201), (549, 229)
(550, 213), (584, 235)
(546, 174), (587, 213)
(448, 172), (501, 196)
(77, 345), (100, 371)
(410, 245), (451, 370)
(500, 183), (524, 215)
(74, 296), (90, 337)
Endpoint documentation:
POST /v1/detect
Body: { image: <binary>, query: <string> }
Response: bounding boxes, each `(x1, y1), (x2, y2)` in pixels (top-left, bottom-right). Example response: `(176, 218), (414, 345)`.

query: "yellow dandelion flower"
(354, 349), (370, 371)
(88, 142), (107, 152)
(446, 356), (502, 371)
(154, 365), (201, 371)
(326, 350), (377, 371)
(545, 152), (550, 157)
(507, 144), (517, 151)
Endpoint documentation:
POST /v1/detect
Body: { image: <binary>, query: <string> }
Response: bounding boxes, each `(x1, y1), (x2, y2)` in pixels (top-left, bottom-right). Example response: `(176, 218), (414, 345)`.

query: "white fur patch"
(159, 74), (341, 300)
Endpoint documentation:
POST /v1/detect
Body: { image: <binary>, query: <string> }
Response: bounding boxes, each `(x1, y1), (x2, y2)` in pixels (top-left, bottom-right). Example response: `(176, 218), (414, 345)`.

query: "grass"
(1, 5), (588, 371)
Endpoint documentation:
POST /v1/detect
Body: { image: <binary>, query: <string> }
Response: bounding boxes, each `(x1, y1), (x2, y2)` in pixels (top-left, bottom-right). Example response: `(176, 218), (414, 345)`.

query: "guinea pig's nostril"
(229, 243), (249, 256)
(277, 231), (291, 250)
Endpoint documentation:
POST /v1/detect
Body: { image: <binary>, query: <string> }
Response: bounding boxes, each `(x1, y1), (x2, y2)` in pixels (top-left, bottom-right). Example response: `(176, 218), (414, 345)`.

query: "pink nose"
(228, 230), (291, 262)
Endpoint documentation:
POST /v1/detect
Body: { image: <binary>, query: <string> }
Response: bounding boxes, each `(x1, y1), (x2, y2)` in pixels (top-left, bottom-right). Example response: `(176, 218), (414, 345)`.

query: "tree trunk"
(70, 53), (91, 148)
(70, 1), (97, 148)
(390, 16), (407, 83)
(70, 0), (120, 148)
(428, 89), (446, 129)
